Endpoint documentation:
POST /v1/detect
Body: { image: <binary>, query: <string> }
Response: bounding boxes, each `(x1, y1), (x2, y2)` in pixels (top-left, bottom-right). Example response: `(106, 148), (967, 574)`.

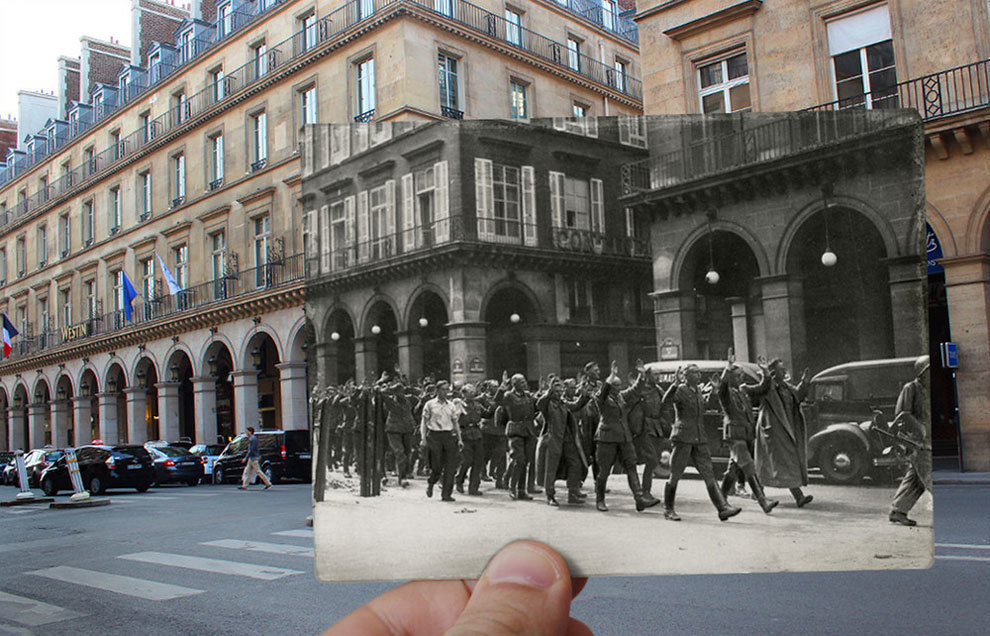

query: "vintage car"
(803, 357), (919, 485)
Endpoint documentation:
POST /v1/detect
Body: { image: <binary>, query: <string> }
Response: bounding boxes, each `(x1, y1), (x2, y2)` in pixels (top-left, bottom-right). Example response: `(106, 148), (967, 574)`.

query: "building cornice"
(662, 0), (763, 41)
(635, 0), (697, 22)
(161, 220), (193, 240)
(197, 204), (232, 225)
(129, 235), (159, 254)
(236, 186), (277, 208)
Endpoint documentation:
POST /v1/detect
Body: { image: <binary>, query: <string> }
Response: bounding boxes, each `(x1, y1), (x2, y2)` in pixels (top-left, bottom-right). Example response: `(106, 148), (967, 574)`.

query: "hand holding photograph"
(303, 112), (932, 581)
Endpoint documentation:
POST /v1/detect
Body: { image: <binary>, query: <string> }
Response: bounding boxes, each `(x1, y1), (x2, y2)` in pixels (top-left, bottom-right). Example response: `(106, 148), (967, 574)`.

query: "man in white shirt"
(420, 381), (464, 502)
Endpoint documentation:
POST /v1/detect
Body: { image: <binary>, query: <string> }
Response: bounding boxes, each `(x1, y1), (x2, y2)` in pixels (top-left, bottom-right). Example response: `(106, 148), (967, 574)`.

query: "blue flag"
(122, 271), (138, 322)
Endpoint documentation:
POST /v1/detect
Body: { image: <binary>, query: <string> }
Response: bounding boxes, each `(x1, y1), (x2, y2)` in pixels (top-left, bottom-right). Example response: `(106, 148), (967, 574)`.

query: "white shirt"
(422, 397), (465, 432)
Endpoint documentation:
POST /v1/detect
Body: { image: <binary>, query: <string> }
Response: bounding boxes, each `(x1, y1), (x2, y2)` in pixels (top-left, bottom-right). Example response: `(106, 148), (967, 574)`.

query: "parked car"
(2, 456), (18, 486)
(145, 445), (205, 487)
(212, 429), (312, 485)
(24, 447), (65, 487)
(146, 438), (194, 450)
(803, 357), (919, 485)
(39, 445), (154, 496)
(189, 444), (226, 484)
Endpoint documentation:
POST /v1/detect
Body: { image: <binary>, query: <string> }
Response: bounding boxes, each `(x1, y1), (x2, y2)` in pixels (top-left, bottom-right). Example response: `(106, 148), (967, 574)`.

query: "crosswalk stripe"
(935, 543), (990, 551)
(117, 551), (303, 580)
(26, 566), (204, 601)
(201, 539), (314, 557)
(0, 590), (87, 627)
(935, 555), (990, 563)
(271, 529), (313, 538)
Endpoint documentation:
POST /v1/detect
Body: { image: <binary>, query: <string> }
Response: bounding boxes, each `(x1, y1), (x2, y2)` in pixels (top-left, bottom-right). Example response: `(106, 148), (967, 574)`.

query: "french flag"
(2, 314), (17, 359)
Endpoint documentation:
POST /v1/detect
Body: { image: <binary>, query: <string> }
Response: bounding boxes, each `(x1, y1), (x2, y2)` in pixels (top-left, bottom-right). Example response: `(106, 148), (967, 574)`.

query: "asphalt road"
(1, 480), (987, 635)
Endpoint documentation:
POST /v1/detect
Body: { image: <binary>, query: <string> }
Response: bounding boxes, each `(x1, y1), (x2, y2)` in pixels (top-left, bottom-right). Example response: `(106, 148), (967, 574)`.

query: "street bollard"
(14, 450), (36, 500)
(64, 448), (91, 502)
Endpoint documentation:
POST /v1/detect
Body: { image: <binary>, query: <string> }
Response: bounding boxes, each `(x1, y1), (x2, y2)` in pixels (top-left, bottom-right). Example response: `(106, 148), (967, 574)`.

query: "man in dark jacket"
(536, 377), (591, 506)
(624, 360), (665, 499)
(456, 384), (496, 496)
(717, 355), (777, 513)
(480, 381), (508, 489)
(888, 355), (932, 526)
(594, 362), (661, 513)
(661, 364), (742, 521)
(494, 372), (538, 501)
(379, 373), (417, 488)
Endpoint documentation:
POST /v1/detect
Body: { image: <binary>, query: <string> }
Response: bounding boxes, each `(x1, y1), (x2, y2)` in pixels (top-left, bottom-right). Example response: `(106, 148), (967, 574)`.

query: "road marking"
(26, 566), (204, 601)
(117, 551), (303, 580)
(0, 590), (87, 627)
(201, 539), (314, 557)
(935, 543), (990, 551)
(935, 555), (990, 563)
(272, 529), (313, 538)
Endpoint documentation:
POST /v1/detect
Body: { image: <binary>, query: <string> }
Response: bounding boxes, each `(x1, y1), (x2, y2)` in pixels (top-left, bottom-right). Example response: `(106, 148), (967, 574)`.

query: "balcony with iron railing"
(0, 0), (642, 215)
(305, 216), (649, 281)
(2, 253), (303, 361)
(621, 110), (919, 194)
(548, 0), (638, 45)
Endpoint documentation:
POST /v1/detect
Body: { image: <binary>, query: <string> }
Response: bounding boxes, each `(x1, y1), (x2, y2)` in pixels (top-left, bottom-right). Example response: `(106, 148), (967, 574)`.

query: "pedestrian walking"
(752, 358), (814, 508)
(888, 355), (932, 526)
(239, 426), (271, 490)
(536, 377), (591, 506)
(456, 384), (496, 496)
(495, 372), (539, 501)
(420, 381), (464, 502)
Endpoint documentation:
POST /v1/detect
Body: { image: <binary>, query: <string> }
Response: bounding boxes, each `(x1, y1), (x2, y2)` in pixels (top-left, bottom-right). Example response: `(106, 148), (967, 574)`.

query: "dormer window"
(180, 29), (194, 62)
(150, 51), (161, 81)
(119, 73), (129, 96)
(218, 1), (232, 38)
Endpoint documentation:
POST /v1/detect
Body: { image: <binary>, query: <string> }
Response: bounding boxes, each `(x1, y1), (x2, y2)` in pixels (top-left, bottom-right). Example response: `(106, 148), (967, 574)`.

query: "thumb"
(445, 542), (583, 636)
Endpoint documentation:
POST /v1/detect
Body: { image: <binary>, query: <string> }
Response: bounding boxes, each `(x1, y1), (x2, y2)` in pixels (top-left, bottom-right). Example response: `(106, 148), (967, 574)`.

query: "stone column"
(316, 341), (334, 385)
(156, 382), (181, 441)
(758, 275), (808, 373)
(72, 397), (91, 445)
(8, 407), (26, 451)
(96, 392), (119, 445)
(447, 321), (487, 384)
(277, 362), (308, 431)
(728, 296), (751, 362)
(652, 290), (697, 360)
(396, 331), (424, 381)
(231, 371), (259, 432)
(124, 388), (148, 445)
(885, 255), (927, 358)
(28, 402), (48, 448)
(353, 337), (377, 384)
(0, 409), (6, 452)
(747, 295), (766, 361)
(51, 400), (72, 448)
(192, 376), (217, 444)
(521, 326), (561, 383)
(942, 254), (990, 471)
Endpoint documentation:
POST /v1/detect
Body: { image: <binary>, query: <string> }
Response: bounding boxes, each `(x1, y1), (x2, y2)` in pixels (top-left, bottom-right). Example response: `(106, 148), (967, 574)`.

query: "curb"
(1, 497), (55, 507)
(933, 478), (990, 485)
(49, 498), (112, 509)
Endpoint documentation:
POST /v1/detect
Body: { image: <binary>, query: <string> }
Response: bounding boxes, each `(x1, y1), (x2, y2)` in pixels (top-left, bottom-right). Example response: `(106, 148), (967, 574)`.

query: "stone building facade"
(633, 0), (990, 470)
(0, 0), (644, 451)
(302, 118), (655, 386)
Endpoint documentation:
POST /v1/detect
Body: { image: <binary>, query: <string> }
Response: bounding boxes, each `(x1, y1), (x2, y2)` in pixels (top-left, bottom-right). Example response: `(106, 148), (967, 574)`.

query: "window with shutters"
(209, 133), (224, 187)
(415, 168), (436, 247)
(567, 278), (593, 323)
(402, 161), (449, 250)
(253, 216), (270, 287)
(827, 4), (897, 109)
(550, 173), (604, 236)
(329, 200), (350, 269)
(60, 288), (71, 327)
(510, 81), (528, 119)
(553, 113), (598, 138)
(475, 159), (536, 247)
(138, 171), (152, 220)
(438, 53), (460, 114)
(82, 200), (94, 245)
(108, 186), (121, 234)
(564, 178), (589, 230)
(618, 116), (647, 148)
(368, 183), (395, 259)
(58, 210), (70, 256)
(85, 279), (96, 319)
(37, 224), (48, 267)
(492, 165), (521, 242)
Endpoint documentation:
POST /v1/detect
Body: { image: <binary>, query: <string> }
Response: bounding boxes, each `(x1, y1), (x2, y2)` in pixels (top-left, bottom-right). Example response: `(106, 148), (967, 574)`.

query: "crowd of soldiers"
(310, 351), (833, 523)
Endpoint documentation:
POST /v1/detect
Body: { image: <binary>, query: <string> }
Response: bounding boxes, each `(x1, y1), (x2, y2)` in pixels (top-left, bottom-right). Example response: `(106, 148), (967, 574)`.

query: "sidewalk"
(932, 470), (990, 485)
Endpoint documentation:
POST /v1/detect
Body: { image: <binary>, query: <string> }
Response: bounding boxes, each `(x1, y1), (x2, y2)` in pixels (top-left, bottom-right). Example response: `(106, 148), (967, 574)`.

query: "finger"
(464, 576), (588, 600)
(323, 579), (471, 636)
(446, 541), (573, 636)
(567, 617), (595, 636)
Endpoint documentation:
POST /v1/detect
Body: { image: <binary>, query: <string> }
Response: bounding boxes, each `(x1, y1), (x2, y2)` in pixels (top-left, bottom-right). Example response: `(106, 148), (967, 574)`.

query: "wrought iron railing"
(3, 253), (303, 360)
(808, 58), (990, 121)
(305, 215), (649, 280)
(441, 106), (464, 119)
(621, 111), (914, 194)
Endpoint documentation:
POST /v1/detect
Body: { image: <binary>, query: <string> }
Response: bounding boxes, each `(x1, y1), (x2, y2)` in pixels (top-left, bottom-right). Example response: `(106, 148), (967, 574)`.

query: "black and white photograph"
(302, 112), (933, 582)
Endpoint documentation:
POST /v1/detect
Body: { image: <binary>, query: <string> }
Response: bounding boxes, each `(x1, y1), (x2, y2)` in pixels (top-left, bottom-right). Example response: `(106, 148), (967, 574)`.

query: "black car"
(212, 429), (311, 485)
(24, 448), (65, 487)
(146, 445), (204, 487)
(39, 445), (154, 496)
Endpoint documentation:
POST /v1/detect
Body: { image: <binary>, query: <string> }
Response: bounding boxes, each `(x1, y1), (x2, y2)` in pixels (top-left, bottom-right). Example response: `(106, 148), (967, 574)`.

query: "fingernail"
(484, 544), (561, 588)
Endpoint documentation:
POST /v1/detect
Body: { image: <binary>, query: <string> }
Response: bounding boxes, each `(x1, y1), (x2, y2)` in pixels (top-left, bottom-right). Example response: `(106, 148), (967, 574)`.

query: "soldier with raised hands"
(455, 383), (497, 496)
(377, 365), (417, 488)
(717, 352), (778, 513)
(624, 358), (666, 501)
(593, 361), (661, 513)
(661, 363), (742, 522)
(494, 371), (539, 501)
(887, 355), (932, 527)
(535, 376), (592, 506)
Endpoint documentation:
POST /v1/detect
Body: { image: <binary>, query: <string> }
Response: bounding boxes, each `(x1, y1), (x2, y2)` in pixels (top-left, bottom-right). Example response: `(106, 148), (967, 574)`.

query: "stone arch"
(78, 364), (101, 394)
(776, 194), (900, 274)
(358, 293), (403, 336)
(403, 282), (451, 330)
(238, 324), (283, 371)
(197, 332), (238, 373)
(54, 373), (74, 398)
(103, 357), (129, 389)
(924, 201), (958, 259)
(286, 316), (312, 363)
(670, 219), (770, 289)
(966, 182), (990, 253)
(164, 342), (199, 378)
(320, 303), (358, 343)
(130, 350), (162, 384)
(31, 375), (52, 403)
(479, 278), (547, 324)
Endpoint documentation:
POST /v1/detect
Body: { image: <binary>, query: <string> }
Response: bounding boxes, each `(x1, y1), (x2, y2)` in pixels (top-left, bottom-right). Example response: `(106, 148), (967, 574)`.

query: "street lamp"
(418, 316), (428, 328)
(13, 395), (22, 408)
(208, 356), (218, 377)
(107, 377), (117, 393)
(330, 331), (340, 342)
(169, 363), (180, 382)
(136, 369), (147, 389)
(821, 184), (837, 267)
(251, 347), (262, 370)
(509, 313), (521, 324)
(80, 381), (90, 397)
(57, 387), (66, 401)
(371, 324), (381, 335)
(705, 214), (719, 285)
(34, 389), (43, 404)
